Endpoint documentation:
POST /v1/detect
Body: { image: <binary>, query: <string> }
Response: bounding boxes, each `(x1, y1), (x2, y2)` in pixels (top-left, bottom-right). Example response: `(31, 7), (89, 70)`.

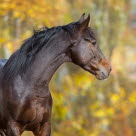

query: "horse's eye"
(84, 38), (91, 42)
(84, 38), (96, 46)
(92, 40), (96, 45)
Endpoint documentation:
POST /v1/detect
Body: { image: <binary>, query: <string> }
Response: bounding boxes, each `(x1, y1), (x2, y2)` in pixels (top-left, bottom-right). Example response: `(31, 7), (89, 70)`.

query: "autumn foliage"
(0, 0), (136, 136)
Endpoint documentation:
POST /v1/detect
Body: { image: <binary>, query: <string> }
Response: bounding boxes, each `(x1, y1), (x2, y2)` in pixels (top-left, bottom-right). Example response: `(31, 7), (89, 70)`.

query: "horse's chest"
(33, 98), (46, 122)
(18, 96), (50, 125)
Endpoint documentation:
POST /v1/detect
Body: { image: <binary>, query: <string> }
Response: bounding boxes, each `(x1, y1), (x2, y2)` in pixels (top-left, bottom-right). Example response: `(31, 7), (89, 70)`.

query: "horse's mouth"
(83, 64), (110, 80)
(83, 65), (97, 75)
(95, 71), (109, 80)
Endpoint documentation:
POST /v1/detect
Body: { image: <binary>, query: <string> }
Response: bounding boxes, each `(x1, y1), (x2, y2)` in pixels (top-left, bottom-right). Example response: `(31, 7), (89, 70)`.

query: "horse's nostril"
(101, 72), (105, 76)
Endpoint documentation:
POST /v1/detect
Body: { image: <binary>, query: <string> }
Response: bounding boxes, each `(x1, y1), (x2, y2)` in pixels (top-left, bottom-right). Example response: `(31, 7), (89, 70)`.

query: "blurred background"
(0, 0), (136, 136)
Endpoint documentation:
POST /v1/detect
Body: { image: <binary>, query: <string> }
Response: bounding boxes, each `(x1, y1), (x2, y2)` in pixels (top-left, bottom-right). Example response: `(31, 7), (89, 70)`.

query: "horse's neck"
(24, 44), (71, 88)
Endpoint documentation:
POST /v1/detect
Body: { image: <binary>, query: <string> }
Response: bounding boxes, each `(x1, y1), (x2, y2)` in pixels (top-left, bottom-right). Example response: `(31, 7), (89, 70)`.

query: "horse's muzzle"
(83, 59), (111, 80)
(96, 59), (112, 80)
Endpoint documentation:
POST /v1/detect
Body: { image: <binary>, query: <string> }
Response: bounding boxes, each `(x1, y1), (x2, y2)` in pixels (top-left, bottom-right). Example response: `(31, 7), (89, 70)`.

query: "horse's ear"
(78, 13), (85, 23)
(78, 14), (90, 32)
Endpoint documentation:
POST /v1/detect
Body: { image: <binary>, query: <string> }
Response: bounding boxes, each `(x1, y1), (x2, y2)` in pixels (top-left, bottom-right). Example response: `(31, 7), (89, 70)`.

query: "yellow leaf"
(111, 93), (120, 103)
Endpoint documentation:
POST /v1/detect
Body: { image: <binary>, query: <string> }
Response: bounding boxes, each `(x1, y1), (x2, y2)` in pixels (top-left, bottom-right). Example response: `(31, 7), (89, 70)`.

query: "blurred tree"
(0, 0), (136, 136)
(0, 0), (69, 57)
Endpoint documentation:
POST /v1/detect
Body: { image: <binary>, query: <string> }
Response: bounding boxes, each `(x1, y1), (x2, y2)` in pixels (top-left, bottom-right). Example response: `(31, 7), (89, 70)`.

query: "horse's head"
(69, 14), (111, 80)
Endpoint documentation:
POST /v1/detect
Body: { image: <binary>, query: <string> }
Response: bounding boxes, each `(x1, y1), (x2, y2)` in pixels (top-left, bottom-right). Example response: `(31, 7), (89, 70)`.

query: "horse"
(0, 14), (111, 136)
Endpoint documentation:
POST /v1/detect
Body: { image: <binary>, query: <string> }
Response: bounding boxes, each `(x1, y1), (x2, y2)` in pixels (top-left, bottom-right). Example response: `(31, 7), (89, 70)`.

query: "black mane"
(2, 24), (76, 81)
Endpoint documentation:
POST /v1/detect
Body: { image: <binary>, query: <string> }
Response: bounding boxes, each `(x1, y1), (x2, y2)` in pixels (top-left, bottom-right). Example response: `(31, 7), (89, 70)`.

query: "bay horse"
(0, 14), (111, 136)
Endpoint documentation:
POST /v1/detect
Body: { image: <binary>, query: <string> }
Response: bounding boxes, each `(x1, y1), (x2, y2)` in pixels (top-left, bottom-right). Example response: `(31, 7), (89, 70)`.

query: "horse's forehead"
(88, 27), (95, 35)
(84, 27), (96, 40)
